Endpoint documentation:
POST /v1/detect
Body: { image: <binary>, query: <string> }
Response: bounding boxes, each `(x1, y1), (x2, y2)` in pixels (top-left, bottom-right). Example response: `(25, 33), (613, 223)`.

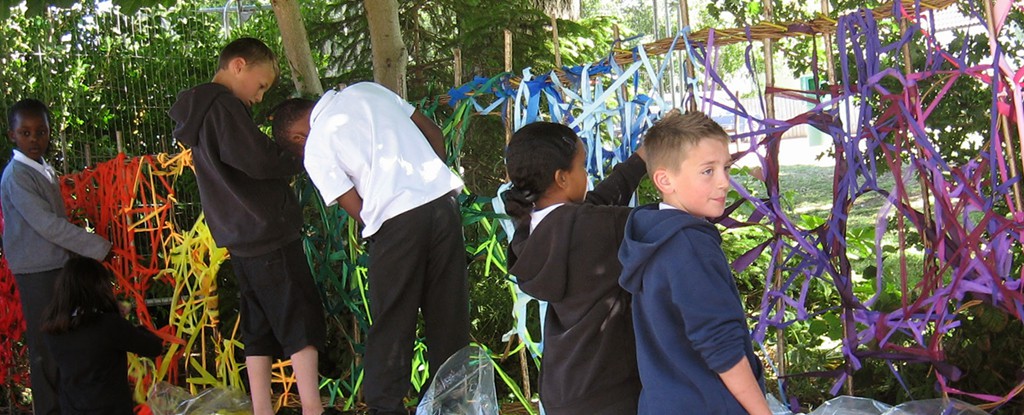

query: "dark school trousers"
(15, 269), (61, 415)
(362, 193), (471, 414)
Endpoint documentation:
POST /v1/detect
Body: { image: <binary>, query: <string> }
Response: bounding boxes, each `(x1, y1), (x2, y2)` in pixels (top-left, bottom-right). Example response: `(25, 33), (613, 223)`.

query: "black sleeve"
(106, 315), (163, 358)
(584, 153), (647, 206)
(211, 98), (304, 179)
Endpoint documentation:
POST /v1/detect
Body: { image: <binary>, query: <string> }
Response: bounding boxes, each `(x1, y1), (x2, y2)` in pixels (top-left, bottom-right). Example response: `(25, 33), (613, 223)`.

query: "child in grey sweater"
(2, 98), (112, 415)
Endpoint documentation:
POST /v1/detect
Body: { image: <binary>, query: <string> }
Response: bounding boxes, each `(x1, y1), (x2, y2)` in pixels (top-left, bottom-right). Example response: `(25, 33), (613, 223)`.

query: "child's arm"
(719, 358), (772, 415)
(583, 152), (647, 206)
(5, 176), (111, 260)
(670, 228), (768, 413)
(333, 188), (364, 224)
(213, 100), (304, 179)
(106, 314), (163, 358)
(410, 110), (447, 162)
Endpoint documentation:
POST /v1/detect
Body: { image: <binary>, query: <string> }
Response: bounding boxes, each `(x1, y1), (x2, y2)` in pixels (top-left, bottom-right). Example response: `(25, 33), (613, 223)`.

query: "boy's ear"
(651, 168), (674, 195)
(288, 132), (307, 147)
(228, 57), (248, 73)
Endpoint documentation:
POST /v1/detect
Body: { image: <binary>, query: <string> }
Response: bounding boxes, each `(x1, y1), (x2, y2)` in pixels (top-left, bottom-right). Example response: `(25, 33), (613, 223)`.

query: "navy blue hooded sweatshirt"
(618, 204), (764, 414)
(169, 83), (304, 257)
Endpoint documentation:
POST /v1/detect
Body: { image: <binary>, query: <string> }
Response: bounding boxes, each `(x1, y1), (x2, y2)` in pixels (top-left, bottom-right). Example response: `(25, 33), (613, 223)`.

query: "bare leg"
(246, 355), (274, 415)
(291, 345), (325, 415)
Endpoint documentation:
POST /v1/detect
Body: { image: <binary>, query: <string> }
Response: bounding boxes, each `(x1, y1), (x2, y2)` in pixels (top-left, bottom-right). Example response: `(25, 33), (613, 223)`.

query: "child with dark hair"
(41, 257), (162, 415)
(271, 84), (469, 415)
(271, 98), (315, 158)
(2, 98), (112, 415)
(170, 38), (328, 415)
(618, 111), (769, 414)
(504, 121), (646, 414)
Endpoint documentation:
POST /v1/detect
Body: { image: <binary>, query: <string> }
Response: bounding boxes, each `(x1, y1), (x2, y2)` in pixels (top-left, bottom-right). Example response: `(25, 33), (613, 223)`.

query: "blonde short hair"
(643, 110), (730, 175)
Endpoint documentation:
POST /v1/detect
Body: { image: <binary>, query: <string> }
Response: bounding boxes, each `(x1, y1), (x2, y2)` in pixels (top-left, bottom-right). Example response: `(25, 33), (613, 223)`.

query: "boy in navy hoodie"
(618, 111), (770, 415)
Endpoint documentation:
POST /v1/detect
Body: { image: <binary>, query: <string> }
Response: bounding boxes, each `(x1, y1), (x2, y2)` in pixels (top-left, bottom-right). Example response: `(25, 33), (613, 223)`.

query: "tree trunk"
(363, 0), (407, 97)
(271, 0), (324, 96)
(534, 0), (580, 20)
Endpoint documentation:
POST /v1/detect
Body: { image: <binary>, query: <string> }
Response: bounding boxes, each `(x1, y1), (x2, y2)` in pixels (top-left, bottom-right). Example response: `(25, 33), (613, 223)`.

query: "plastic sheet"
(886, 398), (989, 415)
(148, 382), (252, 415)
(769, 395), (989, 415)
(415, 345), (499, 415)
(769, 393), (795, 415)
(807, 396), (893, 415)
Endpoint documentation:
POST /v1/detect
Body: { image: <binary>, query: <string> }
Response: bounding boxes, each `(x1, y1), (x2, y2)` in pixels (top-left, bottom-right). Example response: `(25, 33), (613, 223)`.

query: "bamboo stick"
(982, 0), (1024, 213)
(679, 0), (696, 112)
(453, 48), (462, 87)
(551, 16), (562, 69)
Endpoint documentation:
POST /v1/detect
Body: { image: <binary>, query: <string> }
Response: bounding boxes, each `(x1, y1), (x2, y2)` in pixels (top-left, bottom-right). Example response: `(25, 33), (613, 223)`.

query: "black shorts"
(232, 239), (326, 358)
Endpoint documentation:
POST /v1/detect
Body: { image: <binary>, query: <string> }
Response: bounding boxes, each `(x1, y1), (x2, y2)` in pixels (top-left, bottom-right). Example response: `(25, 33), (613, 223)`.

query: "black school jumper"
(508, 153), (646, 415)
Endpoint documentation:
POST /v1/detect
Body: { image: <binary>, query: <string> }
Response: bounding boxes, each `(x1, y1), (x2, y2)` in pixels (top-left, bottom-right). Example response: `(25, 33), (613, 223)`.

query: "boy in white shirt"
(272, 83), (470, 415)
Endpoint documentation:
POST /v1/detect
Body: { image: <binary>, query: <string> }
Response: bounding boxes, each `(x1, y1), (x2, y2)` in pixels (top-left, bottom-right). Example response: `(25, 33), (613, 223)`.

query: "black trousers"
(363, 193), (471, 414)
(15, 269), (61, 415)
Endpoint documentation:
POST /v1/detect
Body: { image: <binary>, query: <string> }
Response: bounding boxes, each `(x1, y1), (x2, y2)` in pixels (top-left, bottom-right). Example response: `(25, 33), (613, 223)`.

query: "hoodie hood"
(618, 204), (720, 293)
(170, 83), (236, 147)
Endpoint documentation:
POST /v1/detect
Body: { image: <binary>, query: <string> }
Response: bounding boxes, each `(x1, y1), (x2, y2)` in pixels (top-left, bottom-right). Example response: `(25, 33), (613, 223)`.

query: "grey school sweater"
(0, 158), (111, 274)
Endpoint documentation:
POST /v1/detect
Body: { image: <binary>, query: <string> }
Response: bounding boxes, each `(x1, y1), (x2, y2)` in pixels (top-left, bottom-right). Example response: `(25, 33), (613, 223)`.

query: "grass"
(772, 164), (899, 230)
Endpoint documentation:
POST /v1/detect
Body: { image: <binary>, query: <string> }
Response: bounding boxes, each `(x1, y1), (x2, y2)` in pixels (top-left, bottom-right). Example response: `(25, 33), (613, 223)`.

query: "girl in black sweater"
(41, 257), (162, 415)
(504, 122), (646, 414)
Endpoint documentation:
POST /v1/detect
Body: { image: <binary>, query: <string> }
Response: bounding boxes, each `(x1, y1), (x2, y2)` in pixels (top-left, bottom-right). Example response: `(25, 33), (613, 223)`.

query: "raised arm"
(584, 151), (647, 206)
(411, 109), (447, 162)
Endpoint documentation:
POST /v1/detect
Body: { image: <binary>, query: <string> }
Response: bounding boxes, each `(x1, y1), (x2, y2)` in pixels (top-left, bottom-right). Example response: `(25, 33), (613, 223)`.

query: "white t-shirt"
(304, 82), (465, 237)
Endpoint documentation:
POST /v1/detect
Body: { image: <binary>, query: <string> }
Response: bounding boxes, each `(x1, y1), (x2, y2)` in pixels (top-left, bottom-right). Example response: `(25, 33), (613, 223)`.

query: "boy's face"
(229, 59), (276, 107)
(8, 112), (51, 162)
(655, 137), (732, 218)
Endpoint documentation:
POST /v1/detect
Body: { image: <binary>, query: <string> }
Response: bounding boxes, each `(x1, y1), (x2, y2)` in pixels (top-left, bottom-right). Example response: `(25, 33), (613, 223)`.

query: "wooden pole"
(453, 48), (462, 87)
(115, 130), (124, 155)
(822, 0), (836, 85)
(678, 0), (696, 112)
(550, 16), (562, 69)
(59, 131), (68, 174)
(519, 337), (531, 404)
(664, 0), (675, 108)
(982, 0), (1024, 212)
(762, 0), (786, 394)
(505, 29), (514, 144)
(901, 3), (940, 332)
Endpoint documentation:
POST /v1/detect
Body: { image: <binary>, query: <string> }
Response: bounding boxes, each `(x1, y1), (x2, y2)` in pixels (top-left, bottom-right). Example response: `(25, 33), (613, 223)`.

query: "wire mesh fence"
(1, 3), (285, 228)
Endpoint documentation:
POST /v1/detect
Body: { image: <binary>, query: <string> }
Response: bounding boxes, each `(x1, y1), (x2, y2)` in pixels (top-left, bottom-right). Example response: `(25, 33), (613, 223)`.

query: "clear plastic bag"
(884, 398), (989, 415)
(415, 345), (499, 415)
(797, 395), (990, 415)
(768, 394), (795, 415)
(148, 382), (253, 415)
(807, 396), (893, 415)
